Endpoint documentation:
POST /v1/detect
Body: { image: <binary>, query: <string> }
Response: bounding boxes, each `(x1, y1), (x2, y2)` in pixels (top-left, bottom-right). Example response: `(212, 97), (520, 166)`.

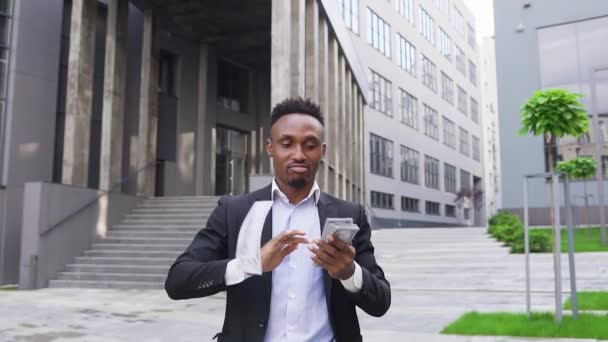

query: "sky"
(462, 0), (495, 38)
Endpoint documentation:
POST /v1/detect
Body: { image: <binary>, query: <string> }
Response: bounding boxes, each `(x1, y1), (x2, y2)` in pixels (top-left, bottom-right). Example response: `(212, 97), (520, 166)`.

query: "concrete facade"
(339, 0), (485, 227)
(0, 0), (368, 285)
(494, 0), (608, 224)
(479, 36), (501, 218)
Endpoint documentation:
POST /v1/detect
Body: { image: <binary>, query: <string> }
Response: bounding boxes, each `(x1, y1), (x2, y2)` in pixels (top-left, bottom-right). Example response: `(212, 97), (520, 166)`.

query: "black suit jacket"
(165, 185), (391, 342)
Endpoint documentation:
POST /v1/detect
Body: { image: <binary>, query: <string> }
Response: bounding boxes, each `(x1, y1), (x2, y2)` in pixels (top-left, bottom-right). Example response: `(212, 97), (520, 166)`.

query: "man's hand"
(309, 235), (356, 280)
(261, 230), (309, 272)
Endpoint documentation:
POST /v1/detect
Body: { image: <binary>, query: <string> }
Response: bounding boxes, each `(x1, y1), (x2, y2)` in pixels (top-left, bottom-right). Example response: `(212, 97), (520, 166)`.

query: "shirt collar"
(271, 178), (320, 205)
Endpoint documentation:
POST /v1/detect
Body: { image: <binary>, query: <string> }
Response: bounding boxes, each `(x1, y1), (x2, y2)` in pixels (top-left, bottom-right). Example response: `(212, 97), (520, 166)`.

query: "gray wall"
(0, 0), (64, 284)
(494, 0), (608, 212)
(19, 182), (141, 289)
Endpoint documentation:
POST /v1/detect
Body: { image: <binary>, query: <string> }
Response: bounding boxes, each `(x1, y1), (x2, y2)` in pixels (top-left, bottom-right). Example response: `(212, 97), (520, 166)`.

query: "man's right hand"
(261, 230), (309, 272)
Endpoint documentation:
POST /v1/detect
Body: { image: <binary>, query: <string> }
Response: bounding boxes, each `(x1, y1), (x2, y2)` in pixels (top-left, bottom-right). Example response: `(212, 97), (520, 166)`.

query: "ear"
(322, 143), (327, 158)
(266, 137), (273, 158)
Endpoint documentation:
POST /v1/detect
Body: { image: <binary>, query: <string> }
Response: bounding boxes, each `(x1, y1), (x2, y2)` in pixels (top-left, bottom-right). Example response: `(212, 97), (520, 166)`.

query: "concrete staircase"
(48, 196), (220, 289)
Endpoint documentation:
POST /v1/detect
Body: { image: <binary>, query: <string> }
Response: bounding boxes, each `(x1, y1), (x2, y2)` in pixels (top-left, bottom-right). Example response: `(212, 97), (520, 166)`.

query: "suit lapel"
(249, 185), (274, 321)
(317, 193), (337, 310)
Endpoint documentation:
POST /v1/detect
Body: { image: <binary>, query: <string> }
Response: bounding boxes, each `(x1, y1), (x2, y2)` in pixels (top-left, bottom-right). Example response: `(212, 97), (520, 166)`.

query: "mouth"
(288, 164), (309, 174)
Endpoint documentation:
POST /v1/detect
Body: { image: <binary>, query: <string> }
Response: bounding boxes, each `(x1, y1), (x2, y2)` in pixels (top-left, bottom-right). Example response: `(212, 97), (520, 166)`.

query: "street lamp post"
(590, 66), (607, 246)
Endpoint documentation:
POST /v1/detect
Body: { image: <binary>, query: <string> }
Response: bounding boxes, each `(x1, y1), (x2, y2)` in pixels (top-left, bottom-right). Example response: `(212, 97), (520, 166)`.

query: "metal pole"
(590, 69), (607, 246)
(552, 174), (563, 322)
(563, 175), (578, 319)
(524, 177), (531, 318)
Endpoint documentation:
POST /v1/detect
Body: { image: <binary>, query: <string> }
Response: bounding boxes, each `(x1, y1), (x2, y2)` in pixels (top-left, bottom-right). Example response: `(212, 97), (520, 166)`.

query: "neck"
(275, 178), (315, 204)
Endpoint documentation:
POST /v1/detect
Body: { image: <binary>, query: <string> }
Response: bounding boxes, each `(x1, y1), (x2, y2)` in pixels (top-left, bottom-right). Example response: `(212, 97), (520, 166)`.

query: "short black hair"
(270, 97), (325, 127)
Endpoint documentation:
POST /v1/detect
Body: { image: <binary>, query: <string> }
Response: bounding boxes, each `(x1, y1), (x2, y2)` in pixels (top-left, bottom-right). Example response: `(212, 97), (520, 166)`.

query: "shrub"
(510, 230), (552, 253)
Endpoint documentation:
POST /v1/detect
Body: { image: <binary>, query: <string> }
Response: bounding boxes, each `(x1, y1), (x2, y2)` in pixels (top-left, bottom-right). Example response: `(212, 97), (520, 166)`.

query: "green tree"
(519, 89), (589, 171)
(557, 157), (597, 232)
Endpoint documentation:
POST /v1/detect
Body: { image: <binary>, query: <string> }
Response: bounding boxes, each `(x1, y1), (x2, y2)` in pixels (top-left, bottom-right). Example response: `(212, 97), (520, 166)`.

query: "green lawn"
(535, 227), (608, 253)
(0, 285), (16, 291)
(565, 291), (608, 311)
(442, 311), (608, 340)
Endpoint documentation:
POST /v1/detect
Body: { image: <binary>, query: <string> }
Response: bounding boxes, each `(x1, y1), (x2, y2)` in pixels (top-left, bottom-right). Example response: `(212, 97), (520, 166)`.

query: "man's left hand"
(309, 235), (356, 280)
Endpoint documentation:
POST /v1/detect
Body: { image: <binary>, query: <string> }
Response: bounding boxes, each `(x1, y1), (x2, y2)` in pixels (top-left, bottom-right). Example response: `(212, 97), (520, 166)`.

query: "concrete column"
(350, 81), (357, 199)
(328, 37), (339, 195)
(360, 96), (366, 205)
(136, 10), (159, 196)
(305, 0), (319, 101)
(290, 0), (306, 97)
(318, 16), (329, 192)
(195, 44), (209, 195)
(63, 0), (97, 186)
(271, 0), (292, 105)
(344, 69), (352, 200)
(338, 55), (346, 198)
(99, 0), (128, 191)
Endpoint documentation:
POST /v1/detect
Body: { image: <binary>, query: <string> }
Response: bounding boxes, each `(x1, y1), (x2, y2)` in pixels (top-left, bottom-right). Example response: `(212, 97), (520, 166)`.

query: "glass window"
(470, 97), (479, 124)
(423, 104), (439, 140)
(439, 28), (452, 61)
(472, 136), (481, 162)
(338, 0), (359, 34)
(370, 69), (392, 116)
(441, 72), (454, 104)
(459, 127), (469, 156)
(457, 85), (467, 115)
(437, 0), (450, 17)
(422, 55), (437, 92)
(445, 204), (456, 217)
(217, 60), (249, 112)
(455, 45), (466, 75)
(426, 201), (441, 215)
(399, 89), (418, 129)
(467, 23), (476, 49)
(469, 60), (477, 86)
(419, 7), (435, 45)
(443, 116), (456, 149)
(444, 163), (457, 193)
(453, 6), (465, 38)
(460, 170), (471, 190)
(0, 0), (11, 181)
(396, 34), (416, 76)
(367, 8), (391, 57)
(370, 133), (394, 177)
(401, 145), (419, 184)
(402, 196), (420, 212)
(371, 190), (394, 209)
(424, 155), (440, 189)
(396, 0), (414, 25)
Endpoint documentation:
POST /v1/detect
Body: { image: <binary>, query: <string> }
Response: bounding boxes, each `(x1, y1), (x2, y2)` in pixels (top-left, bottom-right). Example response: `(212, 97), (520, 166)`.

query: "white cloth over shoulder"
(235, 201), (273, 275)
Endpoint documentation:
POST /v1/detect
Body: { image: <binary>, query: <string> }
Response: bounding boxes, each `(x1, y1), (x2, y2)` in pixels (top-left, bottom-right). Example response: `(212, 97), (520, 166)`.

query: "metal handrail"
(42, 160), (160, 236)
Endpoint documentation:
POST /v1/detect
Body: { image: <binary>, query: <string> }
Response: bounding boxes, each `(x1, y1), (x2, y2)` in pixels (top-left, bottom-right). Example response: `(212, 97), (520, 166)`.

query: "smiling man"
(165, 97), (391, 342)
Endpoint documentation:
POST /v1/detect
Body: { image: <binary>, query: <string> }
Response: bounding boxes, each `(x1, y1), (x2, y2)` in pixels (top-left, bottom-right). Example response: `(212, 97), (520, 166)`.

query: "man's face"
(267, 113), (326, 189)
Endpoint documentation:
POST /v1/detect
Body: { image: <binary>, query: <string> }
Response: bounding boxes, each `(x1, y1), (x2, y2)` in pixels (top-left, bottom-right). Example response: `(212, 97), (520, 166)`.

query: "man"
(165, 98), (390, 342)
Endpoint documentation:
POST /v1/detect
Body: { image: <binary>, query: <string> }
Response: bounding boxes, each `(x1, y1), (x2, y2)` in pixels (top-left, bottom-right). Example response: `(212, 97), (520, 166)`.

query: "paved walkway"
(1, 227), (607, 341)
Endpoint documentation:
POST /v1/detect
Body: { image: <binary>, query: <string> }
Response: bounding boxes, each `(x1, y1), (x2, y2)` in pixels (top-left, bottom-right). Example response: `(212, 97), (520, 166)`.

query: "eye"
(281, 142), (292, 148)
(306, 144), (317, 150)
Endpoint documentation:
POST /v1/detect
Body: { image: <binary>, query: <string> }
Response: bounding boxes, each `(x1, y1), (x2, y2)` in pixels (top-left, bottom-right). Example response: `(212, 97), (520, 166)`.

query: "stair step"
(75, 256), (176, 266)
(90, 243), (186, 252)
(98, 237), (192, 245)
(65, 264), (170, 274)
(55, 272), (167, 282)
(119, 220), (206, 225)
(112, 225), (202, 232)
(132, 208), (215, 213)
(107, 231), (197, 238)
(49, 279), (164, 289)
(84, 250), (181, 258)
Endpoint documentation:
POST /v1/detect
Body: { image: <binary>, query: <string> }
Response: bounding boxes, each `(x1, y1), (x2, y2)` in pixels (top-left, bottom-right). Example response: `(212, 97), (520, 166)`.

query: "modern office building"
(0, 0), (368, 285)
(338, 0), (485, 227)
(494, 0), (608, 224)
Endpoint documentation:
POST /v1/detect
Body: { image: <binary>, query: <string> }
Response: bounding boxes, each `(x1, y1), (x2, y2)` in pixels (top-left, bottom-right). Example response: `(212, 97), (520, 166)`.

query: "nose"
(292, 145), (305, 161)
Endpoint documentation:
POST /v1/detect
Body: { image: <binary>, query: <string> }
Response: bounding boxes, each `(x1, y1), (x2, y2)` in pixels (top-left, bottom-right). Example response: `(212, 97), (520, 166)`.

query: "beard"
(287, 177), (308, 189)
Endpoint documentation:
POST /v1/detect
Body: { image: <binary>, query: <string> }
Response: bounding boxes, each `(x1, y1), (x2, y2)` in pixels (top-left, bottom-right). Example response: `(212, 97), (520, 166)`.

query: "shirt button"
(288, 292), (295, 299)
(290, 263), (296, 269)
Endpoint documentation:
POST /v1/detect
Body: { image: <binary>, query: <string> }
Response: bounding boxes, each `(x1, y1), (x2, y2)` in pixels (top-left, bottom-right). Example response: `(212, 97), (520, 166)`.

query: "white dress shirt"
(224, 180), (363, 342)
